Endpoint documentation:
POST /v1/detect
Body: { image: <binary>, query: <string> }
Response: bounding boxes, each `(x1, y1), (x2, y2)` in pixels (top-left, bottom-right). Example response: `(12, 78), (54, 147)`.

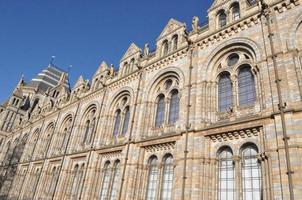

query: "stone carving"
(144, 43), (149, 57)
(192, 16), (200, 32)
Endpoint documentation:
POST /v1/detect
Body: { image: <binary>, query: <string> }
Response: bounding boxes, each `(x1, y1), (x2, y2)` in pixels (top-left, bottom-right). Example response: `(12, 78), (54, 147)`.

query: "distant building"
(0, 0), (301, 199)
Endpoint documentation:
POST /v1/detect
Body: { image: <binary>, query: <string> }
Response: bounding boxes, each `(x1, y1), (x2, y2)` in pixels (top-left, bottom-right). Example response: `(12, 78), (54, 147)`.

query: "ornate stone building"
(0, 0), (301, 199)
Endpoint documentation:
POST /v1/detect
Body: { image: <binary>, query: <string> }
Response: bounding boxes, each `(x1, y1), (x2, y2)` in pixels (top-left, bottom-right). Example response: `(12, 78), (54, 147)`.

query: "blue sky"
(0, 0), (212, 103)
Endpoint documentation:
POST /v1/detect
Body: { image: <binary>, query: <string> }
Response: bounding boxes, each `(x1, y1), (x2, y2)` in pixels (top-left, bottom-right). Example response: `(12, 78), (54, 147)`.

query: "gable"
(121, 43), (141, 61)
(157, 18), (185, 41)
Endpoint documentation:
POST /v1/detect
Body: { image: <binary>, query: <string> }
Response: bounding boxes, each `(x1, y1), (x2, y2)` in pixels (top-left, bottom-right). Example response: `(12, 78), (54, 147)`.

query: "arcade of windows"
(113, 96), (131, 137)
(218, 53), (256, 112)
(154, 78), (180, 128)
(217, 1), (258, 28)
(162, 34), (178, 56)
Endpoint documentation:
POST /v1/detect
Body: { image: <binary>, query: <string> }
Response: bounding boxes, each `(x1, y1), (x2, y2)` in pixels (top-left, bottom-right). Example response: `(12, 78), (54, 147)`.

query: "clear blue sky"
(0, 0), (212, 103)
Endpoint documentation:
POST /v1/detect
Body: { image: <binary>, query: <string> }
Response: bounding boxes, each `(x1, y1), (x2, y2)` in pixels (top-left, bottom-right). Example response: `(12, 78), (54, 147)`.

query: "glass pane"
(242, 146), (261, 200)
(146, 158), (158, 200)
(113, 110), (121, 136)
(238, 67), (256, 106)
(219, 74), (233, 112)
(100, 164), (111, 200)
(168, 91), (179, 124)
(122, 108), (130, 135)
(155, 95), (166, 127)
(218, 148), (235, 200)
(161, 156), (174, 200)
(110, 162), (121, 200)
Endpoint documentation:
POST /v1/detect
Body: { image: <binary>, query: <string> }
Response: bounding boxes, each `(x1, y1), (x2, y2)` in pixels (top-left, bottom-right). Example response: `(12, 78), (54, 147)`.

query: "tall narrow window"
(100, 162), (111, 200)
(218, 11), (227, 27)
(146, 157), (158, 200)
(238, 66), (256, 106)
(172, 35), (178, 51)
(168, 90), (179, 124)
(163, 40), (169, 56)
(48, 167), (57, 196)
(122, 107), (130, 135)
(218, 147), (235, 200)
(155, 94), (166, 127)
(219, 73), (233, 112)
(83, 120), (90, 143)
(87, 117), (96, 143)
(71, 165), (79, 197)
(161, 155), (174, 200)
(241, 145), (261, 200)
(109, 161), (121, 200)
(232, 3), (240, 21)
(113, 110), (121, 137)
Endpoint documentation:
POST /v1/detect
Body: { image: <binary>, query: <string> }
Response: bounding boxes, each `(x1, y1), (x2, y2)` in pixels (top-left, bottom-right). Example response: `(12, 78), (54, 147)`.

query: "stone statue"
(192, 16), (200, 32)
(144, 43), (149, 57)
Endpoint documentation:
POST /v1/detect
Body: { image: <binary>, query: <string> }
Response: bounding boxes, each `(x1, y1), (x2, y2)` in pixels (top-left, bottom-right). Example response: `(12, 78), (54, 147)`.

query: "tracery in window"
(112, 95), (131, 137)
(218, 147), (235, 200)
(241, 144), (261, 200)
(218, 73), (233, 112)
(238, 65), (256, 106)
(227, 53), (240, 66)
(161, 155), (174, 200)
(146, 156), (158, 200)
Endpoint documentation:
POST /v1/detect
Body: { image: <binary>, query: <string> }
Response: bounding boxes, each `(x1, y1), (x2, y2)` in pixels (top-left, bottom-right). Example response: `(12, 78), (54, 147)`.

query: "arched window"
(248, 0), (258, 6)
(109, 161), (121, 200)
(70, 164), (79, 196)
(218, 147), (235, 200)
(162, 40), (169, 56)
(48, 167), (58, 195)
(161, 155), (174, 200)
(113, 110), (121, 137)
(83, 120), (90, 144)
(231, 3), (240, 21)
(218, 73), (233, 112)
(238, 66), (256, 106)
(172, 35), (178, 51)
(146, 156), (158, 200)
(168, 90), (179, 124)
(155, 94), (166, 127)
(100, 162), (111, 200)
(218, 10), (227, 28)
(122, 107), (130, 135)
(241, 144), (261, 200)
(87, 117), (96, 143)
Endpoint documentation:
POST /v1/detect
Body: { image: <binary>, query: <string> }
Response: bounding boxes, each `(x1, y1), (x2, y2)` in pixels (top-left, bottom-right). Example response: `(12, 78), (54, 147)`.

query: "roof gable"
(157, 18), (185, 40)
(121, 43), (141, 61)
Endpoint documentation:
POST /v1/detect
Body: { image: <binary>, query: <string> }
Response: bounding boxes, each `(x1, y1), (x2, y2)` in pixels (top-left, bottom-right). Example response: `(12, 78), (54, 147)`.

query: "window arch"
(155, 94), (166, 127)
(172, 35), (178, 51)
(146, 156), (159, 200)
(238, 65), (256, 106)
(218, 73), (233, 112)
(109, 160), (121, 200)
(241, 144), (261, 200)
(161, 155), (174, 200)
(218, 147), (235, 200)
(218, 10), (227, 28)
(168, 90), (180, 124)
(100, 162), (111, 200)
(162, 40), (169, 56)
(231, 2), (240, 21)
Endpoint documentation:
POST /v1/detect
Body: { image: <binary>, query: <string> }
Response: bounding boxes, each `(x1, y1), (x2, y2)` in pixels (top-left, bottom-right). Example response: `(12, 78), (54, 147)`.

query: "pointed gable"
(121, 43), (141, 61)
(157, 18), (186, 41)
(73, 75), (86, 89)
(94, 61), (109, 77)
(209, 0), (229, 10)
